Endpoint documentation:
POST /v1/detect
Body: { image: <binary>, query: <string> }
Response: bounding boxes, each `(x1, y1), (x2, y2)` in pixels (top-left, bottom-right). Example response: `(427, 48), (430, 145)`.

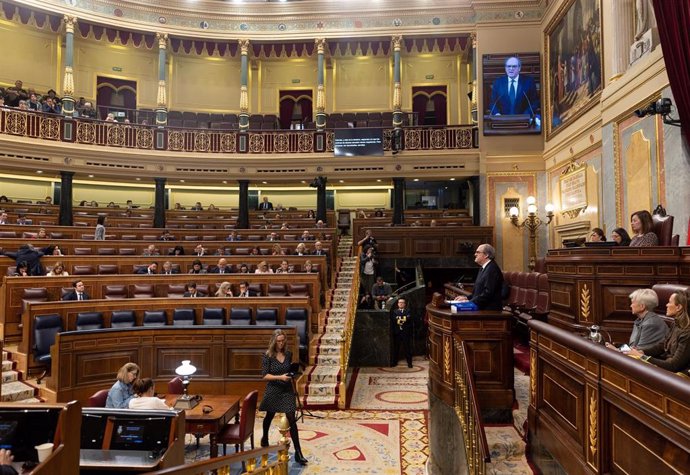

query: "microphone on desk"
(522, 91), (537, 126)
(489, 93), (505, 116)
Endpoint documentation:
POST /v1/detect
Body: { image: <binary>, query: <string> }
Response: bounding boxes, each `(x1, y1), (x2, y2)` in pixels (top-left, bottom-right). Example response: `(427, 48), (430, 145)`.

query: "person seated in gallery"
(588, 227), (606, 242)
(272, 244), (287, 256)
(159, 229), (175, 241)
(611, 227), (632, 246)
(106, 362), (140, 409)
(128, 378), (172, 410)
(226, 231), (241, 241)
(191, 201), (203, 211)
(161, 261), (178, 275)
(236, 281), (258, 297)
(238, 263), (250, 274)
(142, 244), (160, 256)
(62, 280), (90, 301)
(294, 243), (308, 256)
(183, 282), (205, 297)
(372, 276), (393, 309)
(629, 210), (658, 247)
(275, 260), (292, 274)
(625, 290), (690, 373)
(606, 289), (668, 352)
(215, 281), (234, 297)
(13, 261), (30, 277)
(46, 261), (68, 276)
(211, 257), (231, 274)
(188, 259), (207, 274)
(302, 260), (315, 274)
(255, 261), (274, 274)
(169, 245), (185, 256)
(137, 262), (158, 275)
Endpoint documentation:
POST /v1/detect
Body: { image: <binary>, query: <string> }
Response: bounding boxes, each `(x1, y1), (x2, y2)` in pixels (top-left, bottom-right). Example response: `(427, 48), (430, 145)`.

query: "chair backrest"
(166, 284), (187, 298)
(285, 308), (308, 348)
(143, 310), (167, 326)
(652, 214), (674, 246)
(267, 284), (287, 297)
(132, 284), (155, 298)
(118, 248), (136, 255)
(238, 390), (259, 441)
(534, 274), (550, 315)
(168, 376), (184, 395)
(97, 248), (116, 255)
(104, 285), (128, 299)
(229, 307), (252, 325)
(87, 389), (109, 408)
(288, 283), (309, 297)
(203, 307), (226, 325)
(111, 310), (136, 328)
(172, 308), (196, 326)
(652, 283), (690, 312)
(74, 247), (92, 255)
(23, 287), (49, 302)
(255, 308), (278, 326)
(73, 265), (96, 275)
(33, 314), (63, 359)
(76, 312), (104, 330)
(98, 264), (119, 275)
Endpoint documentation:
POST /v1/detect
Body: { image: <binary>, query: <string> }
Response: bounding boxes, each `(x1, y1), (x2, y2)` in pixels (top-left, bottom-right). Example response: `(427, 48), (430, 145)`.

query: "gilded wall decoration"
(580, 283), (591, 322)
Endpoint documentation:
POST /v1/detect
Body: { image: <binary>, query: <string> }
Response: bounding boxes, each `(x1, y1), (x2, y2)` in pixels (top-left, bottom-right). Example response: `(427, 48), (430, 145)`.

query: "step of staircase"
(1, 380), (37, 402)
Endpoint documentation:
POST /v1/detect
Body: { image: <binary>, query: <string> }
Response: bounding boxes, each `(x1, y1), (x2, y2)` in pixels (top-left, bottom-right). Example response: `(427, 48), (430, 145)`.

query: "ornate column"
(61, 16), (77, 117)
(238, 180), (249, 229)
(609, 0), (635, 81)
(156, 33), (168, 126)
(154, 177), (166, 228)
(59, 171), (74, 226)
(392, 35), (403, 128)
(470, 33), (478, 123)
(315, 38), (327, 130)
(239, 39), (250, 131)
(392, 177), (405, 225)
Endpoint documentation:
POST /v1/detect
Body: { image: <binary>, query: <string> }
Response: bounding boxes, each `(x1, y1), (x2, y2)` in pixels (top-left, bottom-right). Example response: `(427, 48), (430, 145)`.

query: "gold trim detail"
(240, 85), (249, 114)
(63, 15), (77, 34)
(393, 82), (402, 111)
(156, 80), (167, 108)
(392, 35), (402, 52)
(156, 32), (168, 50)
(443, 337), (451, 382)
(239, 39), (250, 56)
(530, 350), (537, 405)
(39, 117), (60, 140)
(63, 66), (74, 97)
(589, 390), (598, 458)
(315, 38), (326, 55)
(580, 284), (591, 322)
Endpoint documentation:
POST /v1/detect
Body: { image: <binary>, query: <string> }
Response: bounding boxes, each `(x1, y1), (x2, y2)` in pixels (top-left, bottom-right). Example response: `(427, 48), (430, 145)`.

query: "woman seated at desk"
(629, 210), (658, 247)
(606, 289), (668, 353)
(106, 362), (140, 409)
(611, 227), (632, 246)
(129, 378), (172, 410)
(626, 290), (690, 372)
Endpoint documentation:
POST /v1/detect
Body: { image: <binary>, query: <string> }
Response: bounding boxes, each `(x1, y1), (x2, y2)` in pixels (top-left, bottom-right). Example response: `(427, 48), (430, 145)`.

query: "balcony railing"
(0, 108), (478, 154)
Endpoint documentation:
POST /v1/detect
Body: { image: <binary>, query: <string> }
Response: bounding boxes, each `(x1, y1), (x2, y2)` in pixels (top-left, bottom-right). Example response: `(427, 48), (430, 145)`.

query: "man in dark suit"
(258, 196), (273, 210)
(1, 244), (45, 276)
(455, 243), (504, 310)
(237, 281), (258, 297)
(183, 282), (205, 298)
(489, 56), (540, 118)
(391, 297), (414, 368)
(210, 258), (231, 274)
(161, 261), (179, 275)
(136, 262), (158, 275)
(62, 280), (90, 301)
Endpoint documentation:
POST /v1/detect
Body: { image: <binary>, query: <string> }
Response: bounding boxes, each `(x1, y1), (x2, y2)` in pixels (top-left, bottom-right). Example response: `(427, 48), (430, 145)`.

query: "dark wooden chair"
(88, 389), (109, 407)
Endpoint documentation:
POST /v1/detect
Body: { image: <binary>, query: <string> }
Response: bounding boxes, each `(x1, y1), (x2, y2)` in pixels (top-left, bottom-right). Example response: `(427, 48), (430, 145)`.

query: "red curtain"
(652, 0), (690, 141)
(412, 86), (448, 125)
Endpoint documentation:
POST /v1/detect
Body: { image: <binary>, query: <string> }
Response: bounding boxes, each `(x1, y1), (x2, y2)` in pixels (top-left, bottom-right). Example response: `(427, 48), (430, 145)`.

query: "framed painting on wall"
(545, 0), (603, 139)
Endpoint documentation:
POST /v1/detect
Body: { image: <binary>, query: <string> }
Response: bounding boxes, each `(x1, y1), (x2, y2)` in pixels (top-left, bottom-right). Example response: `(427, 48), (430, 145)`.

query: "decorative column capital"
(63, 15), (77, 34)
(315, 38), (326, 54)
(156, 32), (168, 49)
(239, 39), (250, 56)
(392, 35), (403, 52)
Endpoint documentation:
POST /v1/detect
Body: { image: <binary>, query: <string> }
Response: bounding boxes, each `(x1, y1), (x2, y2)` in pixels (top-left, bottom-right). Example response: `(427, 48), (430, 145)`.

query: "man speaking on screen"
(489, 56), (540, 124)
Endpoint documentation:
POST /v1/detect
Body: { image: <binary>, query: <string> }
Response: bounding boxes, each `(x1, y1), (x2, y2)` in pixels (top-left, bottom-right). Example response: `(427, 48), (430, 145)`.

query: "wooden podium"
(483, 113), (538, 135)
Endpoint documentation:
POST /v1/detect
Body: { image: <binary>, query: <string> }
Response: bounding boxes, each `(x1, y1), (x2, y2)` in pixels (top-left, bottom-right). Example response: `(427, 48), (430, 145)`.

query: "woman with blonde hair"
(46, 261), (69, 276)
(215, 281), (233, 297)
(294, 243), (307, 256)
(255, 261), (274, 274)
(271, 243), (286, 256)
(627, 290), (690, 372)
(106, 362), (140, 408)
(259, 329), (307, 465)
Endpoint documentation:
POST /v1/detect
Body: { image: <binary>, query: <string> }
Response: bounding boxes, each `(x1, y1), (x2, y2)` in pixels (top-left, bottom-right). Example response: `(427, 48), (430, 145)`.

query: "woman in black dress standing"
(259, 329), (308, 465)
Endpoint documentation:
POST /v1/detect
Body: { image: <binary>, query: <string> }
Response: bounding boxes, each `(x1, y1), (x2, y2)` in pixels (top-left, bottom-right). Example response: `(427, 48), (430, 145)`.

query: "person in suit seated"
(161, 261), (178, 275)
(211, 258), (231, 274)
(606, 288), (668, 352)
(183, 282), (205, 298)
(258, 196), (273, 210)
(629, 210), (658, 247)
(225, 231), (241, 241)
(625, 290), (690, 372)
(489, 56), (540, 121)
(137, 262), (158, 275)
(129, 378), (172, 410)
(454, 243), (504, 310)
(62, 280), (90, 301)
(237, 281), (258, 297)
(193, 244), (207, 257)
(188, 259), (207, 274)
(299, 230), (313, 241)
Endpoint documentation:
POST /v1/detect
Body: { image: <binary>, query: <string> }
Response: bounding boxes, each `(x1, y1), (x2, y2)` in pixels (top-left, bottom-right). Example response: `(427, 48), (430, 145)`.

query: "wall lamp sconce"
(509, 196), (555, 271)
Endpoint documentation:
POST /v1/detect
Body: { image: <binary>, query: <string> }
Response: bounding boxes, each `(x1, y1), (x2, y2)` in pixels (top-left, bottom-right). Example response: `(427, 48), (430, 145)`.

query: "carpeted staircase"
(2, 349), (41, 403)
(302, 235), (355, 408)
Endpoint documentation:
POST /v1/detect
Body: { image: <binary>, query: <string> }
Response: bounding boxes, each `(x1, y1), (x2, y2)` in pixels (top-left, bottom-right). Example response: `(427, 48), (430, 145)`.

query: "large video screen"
(334, 128), (384, 157)
(482, 53), (542, 136)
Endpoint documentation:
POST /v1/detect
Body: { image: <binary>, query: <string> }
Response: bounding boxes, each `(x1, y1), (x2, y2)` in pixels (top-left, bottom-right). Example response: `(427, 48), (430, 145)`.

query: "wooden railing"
(0, 108), (478, 154)
(143, 444), (289, 474)
(454, 339), (491, 475)
(337, 249), (360, 409)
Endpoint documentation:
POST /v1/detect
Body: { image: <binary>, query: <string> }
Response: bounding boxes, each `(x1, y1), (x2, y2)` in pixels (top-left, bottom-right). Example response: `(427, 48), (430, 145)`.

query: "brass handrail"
(143, 444), (289, 475)
(337, 248), (360, 409)
(453, 338), (490, 475)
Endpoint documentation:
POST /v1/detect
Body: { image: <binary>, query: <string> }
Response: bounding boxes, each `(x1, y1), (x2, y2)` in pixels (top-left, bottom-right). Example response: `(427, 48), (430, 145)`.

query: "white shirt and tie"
(77, 292), (84, 301)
